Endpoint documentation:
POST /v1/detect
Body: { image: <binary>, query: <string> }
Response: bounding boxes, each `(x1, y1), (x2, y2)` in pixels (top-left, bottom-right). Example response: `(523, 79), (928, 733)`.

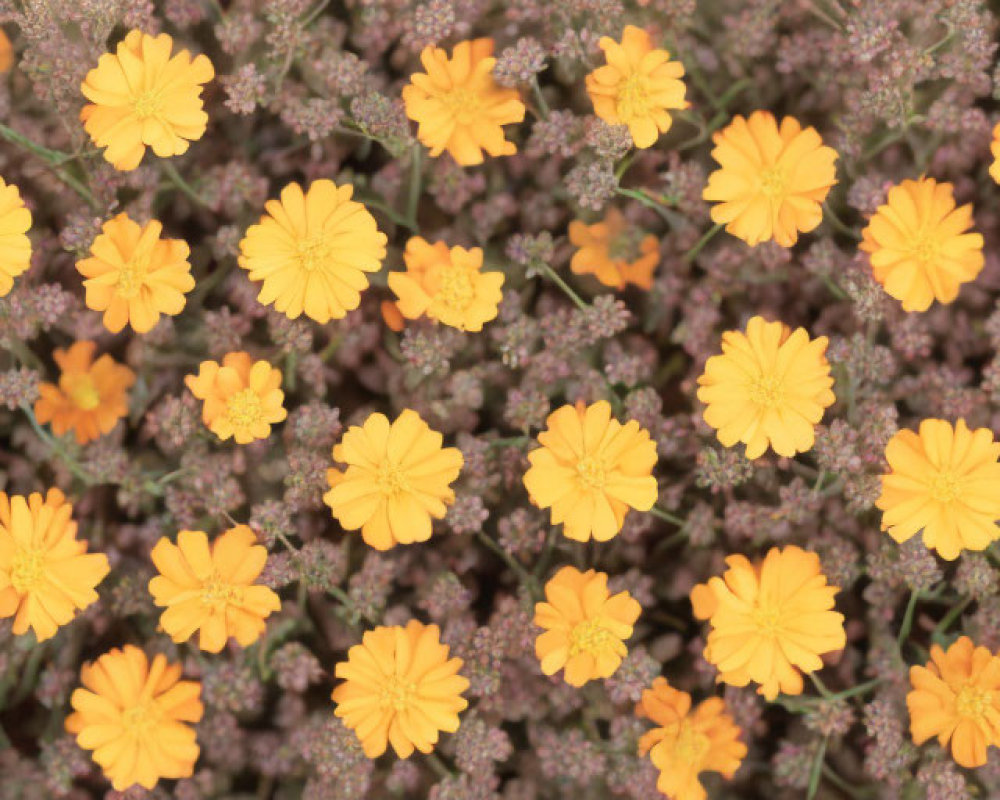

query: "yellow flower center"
(296, 234), (333, 273)
(748, 374), (784, 408)
(437, 265), (476, 312)
(225, 388), (264, 431)
(673, 720), (711, 764)
(568, 618), (617, 657)
(376, 462), (411, 496)
(10, 547), (45, 594)
(121, 701), (160, 735)
(116, 249), (151, 299)
(576, 455), (607, 489)
(617, 72), (653, 120)
(956, 684), (993, 721)
(751, 603), (783, 636)
(441, 87), (484, 122)
(378, 674), (417, 711)
(758, 166), (788, 199)
(66, 374), (102, 411)
(930, 471), (962, 503)
(201, 572), (244, 607)
(908, 231), (942, 265)
(132, 89), (165, 120)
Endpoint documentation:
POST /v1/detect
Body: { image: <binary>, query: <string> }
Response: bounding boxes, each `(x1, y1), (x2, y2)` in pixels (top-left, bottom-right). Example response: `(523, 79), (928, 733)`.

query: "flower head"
(149, 526), (281, 653)
(585, 25), (686, 149)
(66, 645), (203, 791)
(81, 30), (214, 171)
(402, 38), (525, 166)
(0, 176), (31, 297)
(990, 123), (1000, 184)
(859, 177), (984, 312)
(0, 489), (109, 641)
(636, 678), (747, 800)
(697, 315), (835, 460)
(76, 212), (194, 333)
(703, 111), (838, 247)
(568, 208), (659, 290)
(523, 400), (658, 542)
(692, 545), (846, 700)
(0, 29), (12, 73)
(388, 237), (504, 331)
(534, 566), (641, 687)
(185, 352), (287, 444)
(907, 636), (1000, 768)
(877, 419), (1000, 561)
(34, 341), (135, 444)
(332, 620), (469, 758)
(323, 409), (463, 550)
(238, 180), (387, 323)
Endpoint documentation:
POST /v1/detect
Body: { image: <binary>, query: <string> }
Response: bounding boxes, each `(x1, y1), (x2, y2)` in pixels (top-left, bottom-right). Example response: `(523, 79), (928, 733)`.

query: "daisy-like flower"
(34, 341), (135, 445)
(534, 566), (641, 687)
(696, 315), (835, 460)
(0, 488), (109, 642)
(66, 645), (203, 791)
(0, 176), (32, 297)
(80, 30), (214, 171)
(523, 400), (658, 543)
(568, 208), (659, 290)
(637, 677), (747, 800)
(388, 237), (505, 331)
(332, 620), (469, 758)
(859, 177), (984, 312)
(991, 123), (1000, 184)
(876, 418), (1000, 561)
(76, 212), (194, 333)
(691, 545), (846, 701)
(185, 352), (287, 444)
(149, 526), (281, 653)
(402, 38), (525, 166)
(907, 636), (1000, 768)
(585, 25), (687, 149)
(238, 180), (387, 323)
(323, 409), (463, 551)
(702, 111), (838, 247)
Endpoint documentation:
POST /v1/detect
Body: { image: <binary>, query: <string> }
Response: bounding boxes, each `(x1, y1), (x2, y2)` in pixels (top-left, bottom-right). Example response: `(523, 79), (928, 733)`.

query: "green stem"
(897, 590), (921, 649)
(2, 335), (44, 370)
(614, 152), (635, 182)
(160, 160), (208, 208)
(822, 203), (860, 240)
(683, 222), (724, 263)
(475, 529), (540, 599)
(808, 672), (834, 700)
(806, 736), (829, 800)
(406, 144), (422, 227)
(20, 403), (94, 485)
(536, 262), (588, 311)
(356, 193), (418, 231)
(615, 186), (678, 223)
(823, 678), (883, 702)
(822, 765), (871, 799)
(931, 596), (972, 642)
(530, 77), (550, 118)
(0, 123), (96, 206)
(488, 435), (532, 449)
(649, 506), (686, 527)
(424, 751), (453, 779)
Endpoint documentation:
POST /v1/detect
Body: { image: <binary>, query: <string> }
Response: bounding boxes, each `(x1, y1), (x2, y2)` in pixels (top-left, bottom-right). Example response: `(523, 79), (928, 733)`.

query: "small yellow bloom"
(0, 488), (109, 641)
(0, 176), (32, 297)
(859, 177), (984, 312)
(908, 636), (1000, 768)
(697, 315), (835, 460)
(402, 38), (525, 166)
(149, 526), (281, 653)
(388, 237), (504, 331)
(523, 400), (658, 543)
(534, 566), (641, 687)
(34, 341), (135, 444)
(76, 212), (194, 333)
(568, 208), (659, 290)
(81, 30), (214, 171)
(991, 123), (1000, 184)
(323, 409), (463, 551)
(0, 29), (13, 73)
(877, 418), (1000, 561)
(585, 25), (687, 149)
(636, 677), (747, 800)
(703, 111), (838, 247)
(66, 645), (203, 791)
(238, 179), (387, 323)
(332, 620), (469, 758)
(185, 352), (287, 444)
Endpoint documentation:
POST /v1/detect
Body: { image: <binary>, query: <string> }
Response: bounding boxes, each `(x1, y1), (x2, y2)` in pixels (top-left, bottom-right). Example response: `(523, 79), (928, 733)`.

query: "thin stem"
(808, 672), (834, 700)
(615, 186), (678, 223)
(0, 123), (96, 206)
(822, 765), (871, 800)
(20, 403), (94, 485)
(2, 335), (44, 370)
(406, 144), (422, 227)
(488, 435), (532, 449)
(822, 203), (860, 241)
(897, 590), (921, 649)
(160, 160), (208, 208)
(806, 736), (829, 800)
(356, 193), (418, 231)
(424, 751), (452, 779)
(530, 77), (550, 118)
(682, 222), (724, 264)
(931, 596), (972, 642)
(475, 529), (540, 599)
(614, 152), (635, 182)
(823, 678), (883, 702)
(301, 0), (331, 26)
(536, 262), (588, 311)
(649, 506), (686, 527)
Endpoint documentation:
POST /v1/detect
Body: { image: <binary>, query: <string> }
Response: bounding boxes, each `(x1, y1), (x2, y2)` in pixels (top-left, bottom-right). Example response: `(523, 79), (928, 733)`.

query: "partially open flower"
(568, 208), (659, 290)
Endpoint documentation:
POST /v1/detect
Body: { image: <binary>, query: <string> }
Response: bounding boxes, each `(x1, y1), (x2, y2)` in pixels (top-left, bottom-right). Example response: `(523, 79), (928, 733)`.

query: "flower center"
(618, 72), (653, 120)
(607, 229), (646, 263)
(225, 388), (264, 430)
(296, 234), (332, 273)
(751, 603), (783, 636)
(673, 720), (711, 764)
(132, 89), (165, 120)
(956, 684), (992, 721)
(929, 471), (962, 503)
(441, 87), (483, 122)
(116, 250), (151, 299)
(908, 231), (942, 265)
(437, 265), (476, 311)
(66, 374), (101, 411)
(378, 675), (417, 711)
(201, 571), (244, 608)
(576, 455), (607, 490)
(758, 166), (788, 199)
(376, 462), (410, 496)
(10, 547), (45, 594)
(748, 374), (784, 408)
(568, 618), (617, 657)
(121, 701), (160, 735)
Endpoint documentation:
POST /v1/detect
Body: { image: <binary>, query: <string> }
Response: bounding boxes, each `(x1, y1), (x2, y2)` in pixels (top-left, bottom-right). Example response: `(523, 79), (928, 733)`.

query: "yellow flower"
(534, 566), (641, 687)
(238, 180), (387, 323)
(76, 212), (194, 333)
(332, 620), (469, 758)
(703, 111), (838, 247)
(185, 352), (287, 444)
(34, 341), (135, 445)
(402, 38), (525, 166)
(0, 176), (32, 297)
(66, 645), (203, 791)
(0, 488), (109, 642)
(0, 29), (13, 73)
(693, 545), (846, 701)
(568, 208), (659, 290)
(585, 25), (687, 149)
(859, 177), (984, 312)
(81, 30), (214, 171)
(876, 418), (1000, 561)
(523, 400), (658, 543)
(323, 409), (463, 551)
(696, 315), (835, 460)
(991, 123), (1000, 184)
(149, 526), (281, 653)
(388, 237), (505, 331)
(908, 636), (1000, 768)
(636, 677), (747, 800)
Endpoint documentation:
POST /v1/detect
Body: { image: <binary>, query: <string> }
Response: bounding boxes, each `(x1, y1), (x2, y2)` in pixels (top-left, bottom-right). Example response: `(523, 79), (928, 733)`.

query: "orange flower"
(568, 208), (659, 290)
(0, 29), (13, 73)
(34, 341), (135, 444)
(990, 122), (1000, 184)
